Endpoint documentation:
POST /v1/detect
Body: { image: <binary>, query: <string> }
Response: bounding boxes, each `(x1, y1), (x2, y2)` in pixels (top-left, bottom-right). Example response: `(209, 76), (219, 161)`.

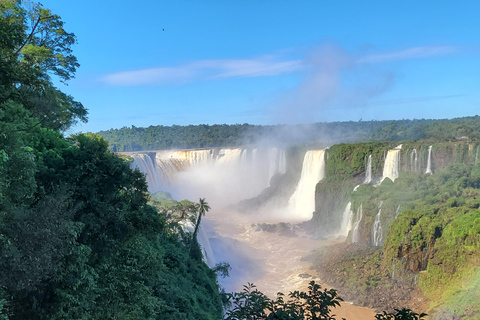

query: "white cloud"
(102, 56), (303, 86)
(358, 46), (456, 63)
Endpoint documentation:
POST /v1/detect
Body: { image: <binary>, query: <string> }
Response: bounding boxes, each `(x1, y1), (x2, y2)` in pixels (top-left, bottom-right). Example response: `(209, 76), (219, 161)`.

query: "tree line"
(98, 117), (480, 152)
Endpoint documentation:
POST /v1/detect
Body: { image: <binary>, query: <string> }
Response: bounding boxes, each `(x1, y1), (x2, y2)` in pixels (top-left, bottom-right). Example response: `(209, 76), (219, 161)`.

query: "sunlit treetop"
(0, 0), (87, 131)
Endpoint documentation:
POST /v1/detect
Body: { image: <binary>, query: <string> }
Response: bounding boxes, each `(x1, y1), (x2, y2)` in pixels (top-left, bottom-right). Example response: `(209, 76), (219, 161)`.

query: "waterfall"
(411, 149), (418, 172)
(278, 149), (286, 174)
(288, 150), (326, 221)
(131, 153), (168, 193)
(395, 205), (401, 219)
(364, 155), (372, 184)
(167, 149), (214, 166)
(372, 201), (384, 246)
(267, 148), (287, 184)
(339, 202), (354, 237)
(476, 146), (479, 166)
(352, 204), (363, 243)
(381, 145), (402, 183)
(216, 148), (243, 165)
(425, 146), (433, 174)
(198, 225), (215, 267)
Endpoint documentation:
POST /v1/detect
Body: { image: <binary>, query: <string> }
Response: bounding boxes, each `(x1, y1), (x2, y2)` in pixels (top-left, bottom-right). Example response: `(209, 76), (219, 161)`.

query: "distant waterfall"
(395, 205), (401, 219)
(168, 149), (214, 166)
(288, 150), (326, 221)
(216, 148), (243, 165)
(381, 145), (402, 183)
(364, 155), (372, 184)
(130, 147), (288, 199)
(476, 146), (479, 166)
(267, 148), (287, 184)
(411, 149), (418, 172)
(352, 204), (363, 243)
(372, 201), (384, 246)
(425, 146), (433, 174)
(339, 202), (354, 237)
(131, 153), (168, 193)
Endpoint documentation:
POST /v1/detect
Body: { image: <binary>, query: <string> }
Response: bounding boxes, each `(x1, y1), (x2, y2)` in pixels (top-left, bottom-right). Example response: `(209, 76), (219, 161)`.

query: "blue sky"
(40, 0), (480, 133)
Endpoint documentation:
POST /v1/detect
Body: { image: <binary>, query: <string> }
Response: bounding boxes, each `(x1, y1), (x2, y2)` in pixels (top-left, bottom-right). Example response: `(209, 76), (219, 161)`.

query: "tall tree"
(192, 198), (210, 241)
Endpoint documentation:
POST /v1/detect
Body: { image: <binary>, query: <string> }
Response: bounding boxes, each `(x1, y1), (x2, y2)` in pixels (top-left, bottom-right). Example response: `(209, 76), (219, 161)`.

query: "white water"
(131, 153), (166, 192)
(411, 149), (418, 172)
(268, 148), (287, 184)
(364, 155), (372, 184)
(351, 204), (363, 243)
(288, 150), (326, 221)
(381, 145), (402, 183)
(372, 201), (383, 247)
(425, 146), (433, 174)
(130, 147), (287, 206)
(339, 202), (354, 237)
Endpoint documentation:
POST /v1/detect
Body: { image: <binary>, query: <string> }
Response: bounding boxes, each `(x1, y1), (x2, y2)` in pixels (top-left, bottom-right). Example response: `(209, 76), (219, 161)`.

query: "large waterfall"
(381, 145), (402, 183)
(288, 150), (326, 221)
(130, 147), (287, 205)
(131, 153), (166, 192)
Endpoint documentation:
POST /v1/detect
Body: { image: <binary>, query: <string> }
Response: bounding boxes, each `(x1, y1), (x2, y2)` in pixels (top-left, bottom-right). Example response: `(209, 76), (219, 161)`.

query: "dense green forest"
(0, 2), (223, 318)
(98, 116), (480, 152)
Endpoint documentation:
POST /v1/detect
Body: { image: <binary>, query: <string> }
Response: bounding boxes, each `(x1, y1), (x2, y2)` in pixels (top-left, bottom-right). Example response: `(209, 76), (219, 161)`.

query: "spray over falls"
(130, 147), (287, 205)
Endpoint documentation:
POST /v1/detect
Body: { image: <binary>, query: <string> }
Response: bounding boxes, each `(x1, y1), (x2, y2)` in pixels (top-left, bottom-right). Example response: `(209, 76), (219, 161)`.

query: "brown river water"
(204, 209), (376, 320)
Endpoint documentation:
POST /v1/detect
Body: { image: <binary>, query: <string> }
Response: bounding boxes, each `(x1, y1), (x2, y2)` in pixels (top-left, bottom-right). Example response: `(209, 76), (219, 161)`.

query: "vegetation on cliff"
(308, 142), (480, 319)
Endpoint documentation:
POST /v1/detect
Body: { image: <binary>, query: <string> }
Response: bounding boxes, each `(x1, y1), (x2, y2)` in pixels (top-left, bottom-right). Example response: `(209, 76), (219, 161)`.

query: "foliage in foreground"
(0, 2), (222, 319)
(225, 281), (425, 320)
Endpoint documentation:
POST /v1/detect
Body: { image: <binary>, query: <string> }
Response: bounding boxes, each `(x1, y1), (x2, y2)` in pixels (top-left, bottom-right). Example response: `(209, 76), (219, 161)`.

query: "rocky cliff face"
(307, 140), (480, 319)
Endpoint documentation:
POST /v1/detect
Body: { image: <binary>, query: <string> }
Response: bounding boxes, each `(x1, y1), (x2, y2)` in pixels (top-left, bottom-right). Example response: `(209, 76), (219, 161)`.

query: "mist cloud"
(270, 44), (455, 124)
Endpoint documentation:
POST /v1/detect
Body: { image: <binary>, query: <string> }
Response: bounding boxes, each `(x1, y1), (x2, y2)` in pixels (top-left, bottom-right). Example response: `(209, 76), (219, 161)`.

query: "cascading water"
(381, 145), (402, 183)
(425, 146), (433, 174)
(372, 201), (384, 246)
(288, 150), (326, 221)
(395, 205), (401, 219)
(411, 149), (418, 172)
(364, 155), (372, 184)
(339, 202), (354, 237)
(131, 153), (166, 193)
(130, 147), (287, 203)
(352, 204), (363, 243)
(267, 148), (287, 184)
(198, 225), (215, 267)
